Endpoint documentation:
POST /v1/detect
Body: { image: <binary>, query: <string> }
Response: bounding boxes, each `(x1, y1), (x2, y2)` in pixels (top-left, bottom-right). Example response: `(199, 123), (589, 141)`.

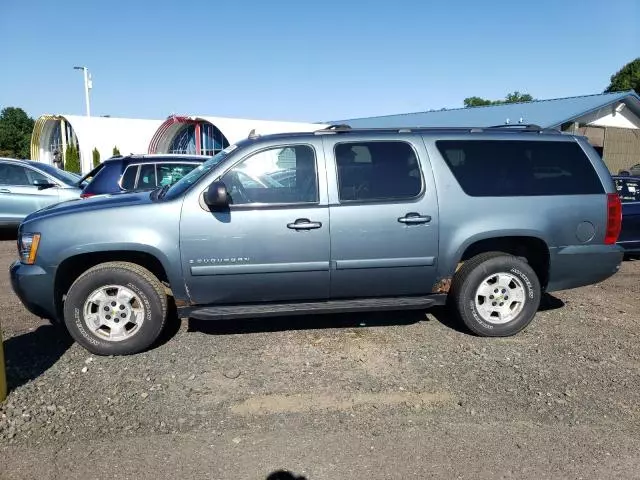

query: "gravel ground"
(1, 234), (639, 479)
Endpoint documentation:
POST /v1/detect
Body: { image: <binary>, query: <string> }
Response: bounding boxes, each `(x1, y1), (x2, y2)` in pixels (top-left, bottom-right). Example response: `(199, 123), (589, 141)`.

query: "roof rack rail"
(314, 124), (353, 135)
(312, 124), (563, 135)
(486, 124), (543, 131)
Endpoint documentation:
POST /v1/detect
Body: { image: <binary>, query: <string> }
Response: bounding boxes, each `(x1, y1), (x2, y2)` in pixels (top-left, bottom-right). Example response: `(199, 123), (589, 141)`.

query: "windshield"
(36, 163), (85, 186)
(162, 145), (237, 200)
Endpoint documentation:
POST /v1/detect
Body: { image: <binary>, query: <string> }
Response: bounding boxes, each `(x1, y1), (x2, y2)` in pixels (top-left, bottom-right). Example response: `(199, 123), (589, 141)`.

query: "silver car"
(0, 157), (82, 227)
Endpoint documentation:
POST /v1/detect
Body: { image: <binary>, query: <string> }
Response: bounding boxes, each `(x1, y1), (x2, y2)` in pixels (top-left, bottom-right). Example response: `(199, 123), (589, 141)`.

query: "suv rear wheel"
(63, 262), (168, 355)
(449, 252), (541, 336)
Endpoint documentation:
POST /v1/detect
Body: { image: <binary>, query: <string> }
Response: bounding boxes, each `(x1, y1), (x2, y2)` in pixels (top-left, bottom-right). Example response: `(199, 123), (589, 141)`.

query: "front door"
(0, 162), (60, 224)
(180, 141), (331, 305)
(323, 136), (440, 298)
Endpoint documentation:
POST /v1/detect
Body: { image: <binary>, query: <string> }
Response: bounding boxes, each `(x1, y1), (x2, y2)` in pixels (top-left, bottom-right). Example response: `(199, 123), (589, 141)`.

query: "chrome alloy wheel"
(82, 285), (145, 341)
(474, 273), (526, 325)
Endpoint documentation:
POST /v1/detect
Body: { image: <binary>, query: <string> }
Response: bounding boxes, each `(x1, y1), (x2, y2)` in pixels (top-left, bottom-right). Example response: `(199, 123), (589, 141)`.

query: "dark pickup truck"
(614, 175), (640, 254)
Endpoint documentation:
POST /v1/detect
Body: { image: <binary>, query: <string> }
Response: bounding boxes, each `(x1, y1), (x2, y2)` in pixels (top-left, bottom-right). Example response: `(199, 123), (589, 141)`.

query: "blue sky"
(0, 0), (638, 122)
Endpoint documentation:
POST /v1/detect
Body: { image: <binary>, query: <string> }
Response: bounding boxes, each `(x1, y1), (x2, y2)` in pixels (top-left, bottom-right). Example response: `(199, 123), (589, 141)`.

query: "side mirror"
(204, 180), (230, 209)
(33, 179), (55, 190)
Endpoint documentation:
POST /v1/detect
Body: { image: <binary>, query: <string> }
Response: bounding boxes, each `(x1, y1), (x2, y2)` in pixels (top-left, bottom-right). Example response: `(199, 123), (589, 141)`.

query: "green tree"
(0, 107), (35, 159)
(463, 96), (494, 107)
(464, 91), (535, 108)
(605, 57), (640, 96)
(112, 146), (120, 156)
(504, 91), (534, 103)
(92, 147), (101, 167)
(65, 144), (81, 174)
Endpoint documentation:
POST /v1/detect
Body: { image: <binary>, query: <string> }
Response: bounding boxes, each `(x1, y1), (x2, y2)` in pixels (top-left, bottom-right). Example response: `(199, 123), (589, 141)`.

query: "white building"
(147, 115), (327, 156)
(31, 114), (327, 174)
(31, 115), (162, 173)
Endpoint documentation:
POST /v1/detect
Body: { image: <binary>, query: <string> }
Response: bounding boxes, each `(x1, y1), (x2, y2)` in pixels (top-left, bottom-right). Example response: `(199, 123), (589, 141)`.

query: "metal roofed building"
(329, 91), (640, 173)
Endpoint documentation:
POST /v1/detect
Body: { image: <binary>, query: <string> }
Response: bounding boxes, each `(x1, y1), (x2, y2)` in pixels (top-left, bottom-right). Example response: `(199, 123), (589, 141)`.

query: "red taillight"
(80, 193), (94, 198)
(605, 193), (622, 245)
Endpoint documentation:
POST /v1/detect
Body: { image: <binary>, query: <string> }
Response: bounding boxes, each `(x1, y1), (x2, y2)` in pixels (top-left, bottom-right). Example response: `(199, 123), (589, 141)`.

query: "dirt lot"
(1, 235), (639, 480)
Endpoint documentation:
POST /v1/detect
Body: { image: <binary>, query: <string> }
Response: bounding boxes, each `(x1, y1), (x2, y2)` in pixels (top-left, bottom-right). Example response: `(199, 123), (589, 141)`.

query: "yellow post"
(0, 323), (6, 402)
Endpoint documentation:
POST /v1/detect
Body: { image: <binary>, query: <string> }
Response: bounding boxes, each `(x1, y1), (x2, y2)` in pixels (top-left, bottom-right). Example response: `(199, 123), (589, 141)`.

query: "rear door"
(323, 134), (440, 298)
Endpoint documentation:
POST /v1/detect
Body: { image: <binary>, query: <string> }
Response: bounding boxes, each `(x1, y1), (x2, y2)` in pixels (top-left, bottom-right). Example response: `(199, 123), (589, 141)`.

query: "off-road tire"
(449, 252), (541, 336)
(63, 262), (168, 355)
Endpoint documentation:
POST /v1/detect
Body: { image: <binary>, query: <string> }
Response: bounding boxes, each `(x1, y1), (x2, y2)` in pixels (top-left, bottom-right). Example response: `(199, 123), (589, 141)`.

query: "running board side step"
(184, 295), (446, 321)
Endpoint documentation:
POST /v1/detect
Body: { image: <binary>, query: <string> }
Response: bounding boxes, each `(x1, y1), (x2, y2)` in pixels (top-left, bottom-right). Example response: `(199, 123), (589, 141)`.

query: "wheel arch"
(54, 246), (185, 321)
(435, 232), (551, 293)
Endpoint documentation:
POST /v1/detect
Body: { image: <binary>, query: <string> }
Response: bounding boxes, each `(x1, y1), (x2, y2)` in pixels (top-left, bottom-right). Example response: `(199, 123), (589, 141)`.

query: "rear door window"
(615, 178), (640, 202)
(156, 163), (198, 186)
(334, 141), (422, 202)
(0, 164), (30, 186)
(436, 140), (604, 196)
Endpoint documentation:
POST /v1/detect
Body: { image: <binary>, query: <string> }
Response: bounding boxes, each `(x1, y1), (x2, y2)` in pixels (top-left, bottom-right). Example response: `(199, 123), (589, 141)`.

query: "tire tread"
(449, 251), (539, 337)
(65, 261), (168, 354)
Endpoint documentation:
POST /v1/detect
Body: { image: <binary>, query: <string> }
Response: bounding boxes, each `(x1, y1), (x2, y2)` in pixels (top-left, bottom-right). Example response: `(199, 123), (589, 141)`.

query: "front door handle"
(287, 218), (323, 230)
(0, 189), (10, 193)
(398, 212), (431, 224)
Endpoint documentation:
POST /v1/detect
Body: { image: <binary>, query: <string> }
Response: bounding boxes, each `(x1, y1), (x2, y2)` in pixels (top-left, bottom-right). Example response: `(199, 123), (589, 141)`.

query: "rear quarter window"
(436, 140), (604, 196)
(120, 165), (139, 190)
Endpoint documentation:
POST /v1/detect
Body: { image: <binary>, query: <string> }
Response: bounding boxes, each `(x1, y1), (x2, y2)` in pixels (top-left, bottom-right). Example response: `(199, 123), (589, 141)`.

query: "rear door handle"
(398, 212), (431, 224)
(0, 189), (10, 193)
(287, 218), (323, 230)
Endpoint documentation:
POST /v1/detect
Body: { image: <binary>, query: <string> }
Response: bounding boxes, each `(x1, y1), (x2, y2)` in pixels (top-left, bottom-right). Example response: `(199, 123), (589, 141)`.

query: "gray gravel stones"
(1, 243), (639, 463)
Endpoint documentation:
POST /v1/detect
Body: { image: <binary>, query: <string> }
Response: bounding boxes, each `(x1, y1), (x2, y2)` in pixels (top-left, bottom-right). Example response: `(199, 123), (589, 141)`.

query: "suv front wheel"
(449, 252), (541, 336)
(63, 262), (168, 355)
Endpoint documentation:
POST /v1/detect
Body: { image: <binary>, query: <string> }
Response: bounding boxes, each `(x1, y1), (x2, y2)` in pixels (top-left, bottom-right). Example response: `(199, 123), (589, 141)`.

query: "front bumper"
(547, 244), (624, 292)
(10, 260), (58, 321)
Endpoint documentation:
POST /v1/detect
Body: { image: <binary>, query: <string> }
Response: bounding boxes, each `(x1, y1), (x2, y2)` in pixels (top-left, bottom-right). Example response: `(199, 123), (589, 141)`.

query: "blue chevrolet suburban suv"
(10, 125), (624, 355)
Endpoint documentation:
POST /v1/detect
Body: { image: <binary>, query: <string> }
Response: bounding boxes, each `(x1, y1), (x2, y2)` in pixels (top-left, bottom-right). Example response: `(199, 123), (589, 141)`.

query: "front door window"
(221, 145), (318, 205)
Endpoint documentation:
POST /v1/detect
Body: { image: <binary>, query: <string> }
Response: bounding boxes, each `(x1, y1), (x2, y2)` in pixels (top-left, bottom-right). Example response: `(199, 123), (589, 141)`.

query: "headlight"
(18, 233), (41, 265)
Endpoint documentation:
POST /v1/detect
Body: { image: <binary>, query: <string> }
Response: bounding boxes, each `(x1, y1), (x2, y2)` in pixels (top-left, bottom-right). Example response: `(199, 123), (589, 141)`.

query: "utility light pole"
(73, 66), (92, 117)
